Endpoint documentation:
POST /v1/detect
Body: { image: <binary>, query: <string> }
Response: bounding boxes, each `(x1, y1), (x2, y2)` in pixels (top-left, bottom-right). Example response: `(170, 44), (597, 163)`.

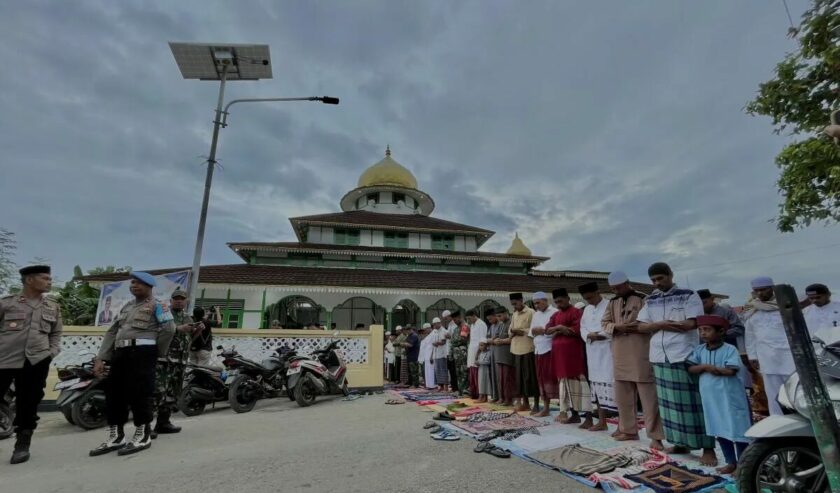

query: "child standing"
(477, 339), (492, 403)
(687, 315), (752, 475)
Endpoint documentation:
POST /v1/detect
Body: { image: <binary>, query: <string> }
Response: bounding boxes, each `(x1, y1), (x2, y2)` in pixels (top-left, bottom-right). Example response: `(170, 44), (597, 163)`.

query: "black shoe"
(90, 425), (126, 457)
(118, 424), (152, 456)
(154, 421), (181, 434)
(10, 429), (33, 465)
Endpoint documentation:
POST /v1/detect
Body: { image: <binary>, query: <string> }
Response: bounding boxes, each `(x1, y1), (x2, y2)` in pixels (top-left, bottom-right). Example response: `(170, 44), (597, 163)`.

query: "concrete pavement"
(0, 394), (592, 493)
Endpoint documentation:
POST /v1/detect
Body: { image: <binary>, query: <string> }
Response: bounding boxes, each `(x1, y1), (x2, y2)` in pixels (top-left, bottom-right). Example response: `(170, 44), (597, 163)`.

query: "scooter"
(223, 345), (296, 413)
(178, 353), (230, 417)
(0, 384), (14, 440)
(736, 337), (840, 493)
(287, 339), (349, 408)
(54, 359), (107, 430)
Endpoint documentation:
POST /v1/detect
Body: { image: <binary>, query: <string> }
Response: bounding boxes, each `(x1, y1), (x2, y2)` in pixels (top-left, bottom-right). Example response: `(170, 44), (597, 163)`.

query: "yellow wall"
(45, 325), (384, 400)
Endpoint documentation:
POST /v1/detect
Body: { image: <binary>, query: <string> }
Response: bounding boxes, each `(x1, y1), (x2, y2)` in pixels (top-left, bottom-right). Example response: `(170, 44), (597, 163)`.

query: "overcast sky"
(1, 1), (836, 304)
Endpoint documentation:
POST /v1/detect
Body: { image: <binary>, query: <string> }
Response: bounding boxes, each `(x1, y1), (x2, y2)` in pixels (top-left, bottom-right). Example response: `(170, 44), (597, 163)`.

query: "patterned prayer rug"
(625, 463), (727, 493)
(452, 414), (547, 434)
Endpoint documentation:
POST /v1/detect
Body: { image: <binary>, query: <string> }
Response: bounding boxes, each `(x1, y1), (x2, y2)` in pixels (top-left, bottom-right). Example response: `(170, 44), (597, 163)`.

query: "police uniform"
(0, 265), (62, 464)
(153, 289), (192, 434)
(90, 272), (174, 457)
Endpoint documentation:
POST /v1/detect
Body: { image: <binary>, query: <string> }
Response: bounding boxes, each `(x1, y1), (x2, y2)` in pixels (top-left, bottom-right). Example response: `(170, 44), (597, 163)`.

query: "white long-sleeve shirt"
(467, 319), (488, 368)
(804, 301), (840, 350)
(579, 297), (612, 382)
(745, 309), (795, 376)
(636, 286), (703, 364)
(528, 306), (558, 355)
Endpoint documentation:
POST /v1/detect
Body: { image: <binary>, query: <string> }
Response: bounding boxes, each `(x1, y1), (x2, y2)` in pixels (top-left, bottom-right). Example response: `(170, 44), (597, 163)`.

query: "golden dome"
(357, 146), (418, 189)
(506, 232), (532, 256)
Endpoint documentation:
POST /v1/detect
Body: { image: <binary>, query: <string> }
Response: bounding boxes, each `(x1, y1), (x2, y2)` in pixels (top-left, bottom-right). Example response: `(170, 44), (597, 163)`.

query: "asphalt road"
(0, 395), (592, 493)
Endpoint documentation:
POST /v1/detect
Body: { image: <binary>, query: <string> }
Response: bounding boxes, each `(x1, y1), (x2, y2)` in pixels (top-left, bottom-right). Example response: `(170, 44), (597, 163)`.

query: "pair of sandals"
(431, 430), (460, 441)
(432, 411), (455, 421)
(473, 441), (511, 458)
(423, 421), (444, 434)
(385, 399), (405, 405)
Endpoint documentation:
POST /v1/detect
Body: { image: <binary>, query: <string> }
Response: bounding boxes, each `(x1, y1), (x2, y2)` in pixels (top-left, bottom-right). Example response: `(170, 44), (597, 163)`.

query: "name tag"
(4, 312), (25, 329)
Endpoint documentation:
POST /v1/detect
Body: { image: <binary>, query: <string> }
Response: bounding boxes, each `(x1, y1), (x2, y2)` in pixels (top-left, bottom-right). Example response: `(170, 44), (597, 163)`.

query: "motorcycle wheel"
(737, 438), (829, 493)
(70, 391), (107, 430)
(294, 377), (317, 407)
(228, 375), (258, 413)
(61, 405), (76, 425)
(0, 404), (12, 440)
(178, 385), (207, 417)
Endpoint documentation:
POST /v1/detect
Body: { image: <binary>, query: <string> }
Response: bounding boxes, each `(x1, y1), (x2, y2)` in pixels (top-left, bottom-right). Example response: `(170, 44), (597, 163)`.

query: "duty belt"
(115, 338), (157, 348)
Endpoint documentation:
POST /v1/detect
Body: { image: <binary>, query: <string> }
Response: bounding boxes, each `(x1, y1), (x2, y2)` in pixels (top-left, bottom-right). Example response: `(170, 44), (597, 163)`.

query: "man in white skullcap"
(429, 318), (450, 391)
(601, 271), (665, 450)
(440, 310), (458, 392)
(744, 276), (794, 416)
(419, 323), (436, 389)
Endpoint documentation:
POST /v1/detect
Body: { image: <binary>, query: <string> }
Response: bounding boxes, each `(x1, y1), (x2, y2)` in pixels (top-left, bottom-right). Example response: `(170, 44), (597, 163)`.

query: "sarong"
(478, 365), (492, 395)
(535, 352), (559, 399)
(496, 363), (517, 403)
(488, 351), (498, 400)
(590, 380), (617, 411)
(468, 367), (479, 398)
(653, 362), (715, 450)
(513, 352), (539, 398)
(434, 358), (449, 386)
(558, 376), (592, 413)
(399, 357), (409, 384)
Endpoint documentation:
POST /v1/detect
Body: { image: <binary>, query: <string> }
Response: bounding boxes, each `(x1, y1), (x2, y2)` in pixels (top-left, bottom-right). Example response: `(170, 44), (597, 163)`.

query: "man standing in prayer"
(419, 323), (436, 389)
(803, 283), (840, 347)
(697, 289), (753, 395)
(465, 309), (487, 399)
(545, 288), (589, 425)
(578, 281), (614, 432)
(393, 326), (408, 385)
(490, 306), (516, 406)
(441, 310), (458, 393)
(509, 293), (539, 413)
(404, 326), (421, 389)
(384, 333), (395, 382)
(528, 291), (558, 417)
(448, 311), (470, 395)
(430, 318), (449, 391)
(744, 276), (795, 416)
(637, 262), (716, 466)
(601, 271), (664, 449)
(484, 308), (499, 402)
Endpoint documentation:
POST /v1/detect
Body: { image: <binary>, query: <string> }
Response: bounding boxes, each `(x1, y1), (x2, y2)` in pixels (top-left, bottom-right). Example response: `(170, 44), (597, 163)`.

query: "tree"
(746, 0), (840, 232)
(0, 228), (17, 295)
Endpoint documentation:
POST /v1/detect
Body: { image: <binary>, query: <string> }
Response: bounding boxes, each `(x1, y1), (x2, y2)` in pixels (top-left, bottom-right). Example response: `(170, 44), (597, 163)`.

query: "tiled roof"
(227, 241), (549, 264)
(288, 211), (494, 238)
(77, 264), (653, 294)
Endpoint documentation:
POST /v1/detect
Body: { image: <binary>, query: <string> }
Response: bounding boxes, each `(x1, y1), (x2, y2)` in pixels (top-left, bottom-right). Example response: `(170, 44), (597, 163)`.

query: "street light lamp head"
(321, 96), (340, 105)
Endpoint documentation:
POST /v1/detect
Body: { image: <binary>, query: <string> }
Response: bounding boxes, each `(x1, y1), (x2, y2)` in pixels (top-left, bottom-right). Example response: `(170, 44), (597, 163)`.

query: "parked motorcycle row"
(0, 337), (350, 437)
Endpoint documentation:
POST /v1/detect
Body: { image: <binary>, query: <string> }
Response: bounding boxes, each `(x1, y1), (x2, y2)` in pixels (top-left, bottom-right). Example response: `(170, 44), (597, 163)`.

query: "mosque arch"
(472, 299), (503, 324)
(424, 298), (464, 323)
(332, 297), (386, 331)
(265, 296), (325, 329)
(391, 299), (420, 329)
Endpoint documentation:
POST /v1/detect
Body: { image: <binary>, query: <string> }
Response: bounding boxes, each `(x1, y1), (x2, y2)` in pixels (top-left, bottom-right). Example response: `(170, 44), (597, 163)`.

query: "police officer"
(89, 272), (174, 457)
(0, 265), (62, 464)
(152, 289), (193, 437)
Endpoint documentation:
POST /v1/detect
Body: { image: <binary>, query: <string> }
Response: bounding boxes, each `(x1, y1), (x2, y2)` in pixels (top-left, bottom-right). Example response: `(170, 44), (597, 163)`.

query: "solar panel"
(169, 42), (272, 80)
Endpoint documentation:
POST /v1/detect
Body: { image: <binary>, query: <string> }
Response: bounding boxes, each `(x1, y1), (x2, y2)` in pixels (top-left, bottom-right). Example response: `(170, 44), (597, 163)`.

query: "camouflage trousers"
(154, 359), (186, 414)
(449, 346), (469, 394)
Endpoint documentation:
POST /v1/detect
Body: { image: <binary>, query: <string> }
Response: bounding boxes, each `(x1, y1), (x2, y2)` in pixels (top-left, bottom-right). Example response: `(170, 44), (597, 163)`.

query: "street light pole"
(187, 65), (229, 311)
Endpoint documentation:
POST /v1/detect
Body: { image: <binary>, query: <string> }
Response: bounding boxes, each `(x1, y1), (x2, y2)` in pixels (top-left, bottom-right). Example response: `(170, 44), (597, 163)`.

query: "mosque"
(84, 148), (643, 330)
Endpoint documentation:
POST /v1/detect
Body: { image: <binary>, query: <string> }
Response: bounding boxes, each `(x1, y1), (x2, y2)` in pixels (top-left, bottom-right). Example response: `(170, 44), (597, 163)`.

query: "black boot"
(10, 429), (33, 464)
(118, 424), (152, 456)
(154, 409), (181, 435)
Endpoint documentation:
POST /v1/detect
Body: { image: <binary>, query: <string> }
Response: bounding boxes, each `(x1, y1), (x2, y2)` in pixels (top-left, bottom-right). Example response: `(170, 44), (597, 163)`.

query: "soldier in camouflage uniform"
(447, 311), (470, 395)
(152, 289), (192, 436)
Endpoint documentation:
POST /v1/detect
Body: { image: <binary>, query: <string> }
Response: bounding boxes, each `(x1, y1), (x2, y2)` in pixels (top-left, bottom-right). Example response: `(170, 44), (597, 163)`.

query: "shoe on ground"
(90, 425), (126, 457)
(154, 421), (181, 434)
(118, 424), (152, 456)
(10, 429), (33, 465)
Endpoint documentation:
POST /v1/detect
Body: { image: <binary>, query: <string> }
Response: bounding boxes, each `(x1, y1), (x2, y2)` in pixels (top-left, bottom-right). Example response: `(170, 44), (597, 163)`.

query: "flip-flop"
(432, 412), (455, 421)
(474, 442), (492, 453)
(427, 425), (442, 434)
(431, 431), (460, 441)
(485, 446), (511, 458)
(385, 399), (405, 405)
(423, 421), (437, 429)
(477, 431), (502, 442)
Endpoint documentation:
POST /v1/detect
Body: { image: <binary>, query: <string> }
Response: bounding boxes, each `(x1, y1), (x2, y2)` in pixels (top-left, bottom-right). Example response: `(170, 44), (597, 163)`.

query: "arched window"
(425, 298), (463, 324)
(264, 296), (325, 329)
(472, 299), (503, 325)
(332, 297), (385, 331)
(392, 299), (420, 329)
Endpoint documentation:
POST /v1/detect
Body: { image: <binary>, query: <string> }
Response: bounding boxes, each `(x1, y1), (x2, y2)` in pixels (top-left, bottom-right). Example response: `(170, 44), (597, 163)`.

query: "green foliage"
(57, 265), (132, 325)
(746, 0), (840, 231)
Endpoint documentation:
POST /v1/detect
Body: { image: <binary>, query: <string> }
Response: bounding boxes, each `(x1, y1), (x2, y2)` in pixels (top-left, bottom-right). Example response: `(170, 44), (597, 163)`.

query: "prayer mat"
(452, 414), (546, 435)
(626, 463), (727, 493)
(527, 444), (614, 473)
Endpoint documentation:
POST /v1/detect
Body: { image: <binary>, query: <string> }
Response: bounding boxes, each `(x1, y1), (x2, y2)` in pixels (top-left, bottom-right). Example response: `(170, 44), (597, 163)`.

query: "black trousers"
(105, 346), (157, 427)
(0, 358), (51, 432)
(447, 359), (459, 392)
(392, 356), (402, 383)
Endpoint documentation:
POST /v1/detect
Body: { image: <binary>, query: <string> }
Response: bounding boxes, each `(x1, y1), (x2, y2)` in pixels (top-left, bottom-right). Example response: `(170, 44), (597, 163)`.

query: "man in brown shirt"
(0, 265), (63, 464)
(601, 271), (664, 450)
(508, 293), (539, 413)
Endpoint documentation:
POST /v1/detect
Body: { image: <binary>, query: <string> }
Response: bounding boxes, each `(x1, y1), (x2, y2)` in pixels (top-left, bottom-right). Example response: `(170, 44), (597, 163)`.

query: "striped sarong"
(558, 376), (592, 413)
(653, 362), (716, 450)
(399, 358), (409, 384)
(434, 358), (449, 385)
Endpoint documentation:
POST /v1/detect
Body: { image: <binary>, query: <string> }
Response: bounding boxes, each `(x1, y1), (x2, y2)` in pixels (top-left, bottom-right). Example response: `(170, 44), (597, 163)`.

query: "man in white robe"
(577, 281), (613, 432)
(419, 323), (436, 389)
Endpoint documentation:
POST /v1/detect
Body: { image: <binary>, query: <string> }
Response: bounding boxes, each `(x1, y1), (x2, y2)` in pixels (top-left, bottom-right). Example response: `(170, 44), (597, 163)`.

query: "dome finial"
(385, 145), (391, 157)
(506, 232), (532, 256)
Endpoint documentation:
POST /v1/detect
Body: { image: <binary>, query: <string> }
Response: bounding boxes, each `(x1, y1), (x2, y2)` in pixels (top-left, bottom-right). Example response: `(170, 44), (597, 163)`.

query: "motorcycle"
(54, 359), (107, 430)
(223, 345), (296, 413)
(178, 355), (230, 417)
(737, 337), (840, 493)
(0, 383), (14, 440)
(286, 338), (349, 408)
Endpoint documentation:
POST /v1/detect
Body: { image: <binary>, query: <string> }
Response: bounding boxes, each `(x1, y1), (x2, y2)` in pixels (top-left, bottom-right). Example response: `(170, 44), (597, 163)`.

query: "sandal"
(432, 412), (455, 421)
(485, 445), (511, 458)
(474, 442), (492, 453)
(431, 431), (460, 441)
(423, 421), (437, 429)
(427, 425), (442, 434)
(477, 431), (502, 442)
(385, 399), (405, 405)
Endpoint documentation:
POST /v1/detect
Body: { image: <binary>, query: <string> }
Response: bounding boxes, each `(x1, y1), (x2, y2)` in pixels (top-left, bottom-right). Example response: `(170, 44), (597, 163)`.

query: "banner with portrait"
(95, 270), (191, 326)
